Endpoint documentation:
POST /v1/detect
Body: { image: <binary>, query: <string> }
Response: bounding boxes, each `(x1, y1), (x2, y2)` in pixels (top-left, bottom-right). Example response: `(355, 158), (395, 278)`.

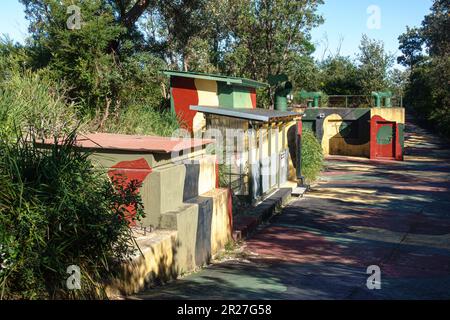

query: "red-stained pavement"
(132, 119), (450, 300)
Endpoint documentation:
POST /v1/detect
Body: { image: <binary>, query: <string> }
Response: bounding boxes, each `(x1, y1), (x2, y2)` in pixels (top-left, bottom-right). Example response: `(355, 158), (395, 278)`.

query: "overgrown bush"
(398, 1), (449, 137)
(301, 129), (324, 183)
(0, 69), (81, 139)
(0, 130), (145, 299)
(405, 57), (450, 137)
(101, 103), (180, 137)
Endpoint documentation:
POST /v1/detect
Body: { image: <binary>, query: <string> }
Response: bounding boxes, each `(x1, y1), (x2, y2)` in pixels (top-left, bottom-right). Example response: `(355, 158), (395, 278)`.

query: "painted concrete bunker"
(164, 70), (267, 134)
(165, 70), (303, 204)
(301, 106), (405, 161)
(42, 133), (233, 294)
(191, 106), (300, 203)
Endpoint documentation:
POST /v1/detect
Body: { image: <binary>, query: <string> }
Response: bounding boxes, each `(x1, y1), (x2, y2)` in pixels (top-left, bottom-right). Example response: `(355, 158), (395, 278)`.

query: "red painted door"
(375, 121), (396, 159)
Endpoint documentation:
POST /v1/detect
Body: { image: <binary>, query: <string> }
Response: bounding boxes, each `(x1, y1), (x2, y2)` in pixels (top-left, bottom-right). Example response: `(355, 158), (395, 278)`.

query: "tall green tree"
(216, 0), (324, 106)
(19, 0), (167, 127)
(21, 1), (121, 114)
(397, 27), (425, 68)
(421, 0), (450, 57)
(356, 34), (394, 95)
(16, 0), (326, 113)
(398, 0), (449, 135)
(318, 56), (361, 95)
(143, 0), (209, 71)
(387, 68), (409, 98)
(220, 0), (323, 80)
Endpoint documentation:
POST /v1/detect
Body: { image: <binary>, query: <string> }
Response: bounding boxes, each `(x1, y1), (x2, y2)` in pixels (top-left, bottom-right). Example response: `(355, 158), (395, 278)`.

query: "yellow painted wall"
(329, 140), (370, 158)
(269, 124), (278, 187)
(322, 114), (370, 157)
(198, 155), (218, 195)
(194, 78), (219, 106)
(322, 114), (343, 155)
(205, 188), (232, 255)
(105, 230), (178, 296)
(105, 187), (232, 297)
(371, 107), (405, 123)
(192, 112), (206, 134)
(192, 79), (219, 135)
(285, 121), (297, 181)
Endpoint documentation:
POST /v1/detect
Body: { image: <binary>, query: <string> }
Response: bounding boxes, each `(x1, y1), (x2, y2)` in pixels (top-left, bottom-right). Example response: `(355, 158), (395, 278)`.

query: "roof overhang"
(190, 106), (302, 123)
(163, 70), (268, 89)
(38, 133), (213, 154)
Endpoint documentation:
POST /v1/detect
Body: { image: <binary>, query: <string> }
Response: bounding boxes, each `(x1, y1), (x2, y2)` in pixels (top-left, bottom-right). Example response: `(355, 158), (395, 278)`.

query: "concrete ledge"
(158, 203), (199, 273)
(106, 187), (232, 297)
(197, 189), (232, 255)
(105, 230), (178, 297)
(141, 163), (186, 227)
(233, 188), (292, 240)
(183, 155), (217, 201)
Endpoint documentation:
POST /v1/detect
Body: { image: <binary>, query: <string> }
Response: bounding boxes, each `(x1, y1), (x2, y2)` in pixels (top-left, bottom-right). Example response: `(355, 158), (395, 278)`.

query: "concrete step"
(292, 186), (307, 197)
(233, 188), (292, 241)
(105, 229), (178, 297)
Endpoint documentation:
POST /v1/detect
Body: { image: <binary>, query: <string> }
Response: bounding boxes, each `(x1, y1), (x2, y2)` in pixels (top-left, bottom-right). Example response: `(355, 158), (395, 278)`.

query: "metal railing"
(325, 95), (404, 108)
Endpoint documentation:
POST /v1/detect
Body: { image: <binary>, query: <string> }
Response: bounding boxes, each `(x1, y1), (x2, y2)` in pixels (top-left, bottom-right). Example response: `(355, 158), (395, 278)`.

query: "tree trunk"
(98, 97), (112, 131)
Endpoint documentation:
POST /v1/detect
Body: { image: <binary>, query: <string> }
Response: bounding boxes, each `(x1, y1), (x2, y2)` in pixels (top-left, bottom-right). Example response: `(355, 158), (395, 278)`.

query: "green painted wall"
(376, 125), (394, 145)
(217, 83), (254, 109)
(232, 85), (253, 109)
(217, 82), (234, 108)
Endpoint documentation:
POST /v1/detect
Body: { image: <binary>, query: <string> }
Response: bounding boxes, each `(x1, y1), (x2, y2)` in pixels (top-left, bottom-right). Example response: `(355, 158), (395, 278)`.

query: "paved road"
(131, 119), (450, 300)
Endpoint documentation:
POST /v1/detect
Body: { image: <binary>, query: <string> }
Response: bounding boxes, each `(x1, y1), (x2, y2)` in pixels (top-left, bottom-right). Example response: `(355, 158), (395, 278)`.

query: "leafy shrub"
(0, 130), (145, 299)
(301, 129), (324, 183)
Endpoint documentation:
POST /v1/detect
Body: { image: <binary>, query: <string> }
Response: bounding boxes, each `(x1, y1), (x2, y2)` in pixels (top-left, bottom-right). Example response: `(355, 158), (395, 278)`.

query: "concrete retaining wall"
(90, 148), (232, 296)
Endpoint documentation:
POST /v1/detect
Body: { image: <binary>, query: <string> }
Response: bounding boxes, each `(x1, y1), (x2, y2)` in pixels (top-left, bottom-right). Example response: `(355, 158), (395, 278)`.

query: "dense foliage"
(301, 130), (324, 183)
(0, 47), (145, 299)
(398, 0), (450, 136)
(13, 0), (325, 113)
(5, 0), (406, 119)
(0, 68), (80, 139)
(0, 131), (145, 299)
(13, 0), (178, 133)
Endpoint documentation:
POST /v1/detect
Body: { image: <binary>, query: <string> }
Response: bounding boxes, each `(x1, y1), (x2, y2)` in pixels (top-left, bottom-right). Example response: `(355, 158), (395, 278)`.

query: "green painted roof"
(162, 70), (268, 88)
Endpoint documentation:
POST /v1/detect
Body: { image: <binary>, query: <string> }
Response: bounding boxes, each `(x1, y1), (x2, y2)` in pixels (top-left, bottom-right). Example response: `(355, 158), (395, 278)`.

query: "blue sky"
(0, 1), (30, 43)
(311, 0), (432, 65)
(1, 0), (433, 67)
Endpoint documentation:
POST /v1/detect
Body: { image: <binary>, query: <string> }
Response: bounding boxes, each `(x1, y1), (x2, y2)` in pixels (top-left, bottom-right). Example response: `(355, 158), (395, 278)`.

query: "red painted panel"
(171, 76), (199, 132)
(111, 158), (152, 171)
(250, 88), (257, 109)
(370, 115), (382, 160)
(215, 159), (220, 189)
(370, 115), (403, 160)
(108, 158), (152, 225)
(297, 119), (303, 137)
(376, 121), (395, 159)
(394, 124), (403, 161)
